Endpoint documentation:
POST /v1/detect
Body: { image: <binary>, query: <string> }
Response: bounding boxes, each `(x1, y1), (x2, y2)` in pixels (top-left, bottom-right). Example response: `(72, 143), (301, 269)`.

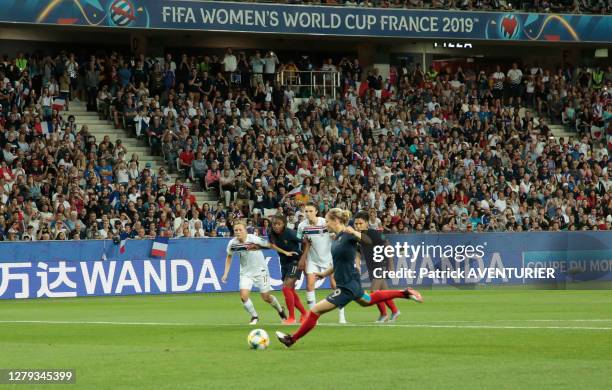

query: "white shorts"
(306, 261), (333, 275)
(239, 272), (272, 293)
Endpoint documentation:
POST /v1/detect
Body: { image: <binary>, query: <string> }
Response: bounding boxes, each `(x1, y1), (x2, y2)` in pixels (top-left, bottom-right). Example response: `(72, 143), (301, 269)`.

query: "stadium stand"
(216, 0), (610, 15)
(0, 49), (610, 241)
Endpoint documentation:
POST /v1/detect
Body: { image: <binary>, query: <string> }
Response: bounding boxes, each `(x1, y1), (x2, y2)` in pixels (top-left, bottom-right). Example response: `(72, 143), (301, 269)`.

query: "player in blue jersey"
(221, 220), (298, 325)
(276, 208), (423, 347)
(268, 214), (307, 325)
(353, 211), (400, 323)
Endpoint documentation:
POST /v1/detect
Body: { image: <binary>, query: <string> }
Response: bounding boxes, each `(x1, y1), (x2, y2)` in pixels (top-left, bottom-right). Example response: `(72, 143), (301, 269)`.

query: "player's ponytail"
(327, 208), (351, 225)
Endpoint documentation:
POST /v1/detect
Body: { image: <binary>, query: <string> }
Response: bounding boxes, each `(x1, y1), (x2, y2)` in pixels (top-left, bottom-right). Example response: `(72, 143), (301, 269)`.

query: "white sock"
(242, 299), (258, 317)
(339, 307), (346, 322)
(306, 290), (316, 309)
(269, 295), (283, 312)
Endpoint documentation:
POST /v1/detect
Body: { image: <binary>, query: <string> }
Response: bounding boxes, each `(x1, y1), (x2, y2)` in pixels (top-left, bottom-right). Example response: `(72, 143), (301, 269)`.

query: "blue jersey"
(269, 228), (302, 265)
(331, 231), (361, 288)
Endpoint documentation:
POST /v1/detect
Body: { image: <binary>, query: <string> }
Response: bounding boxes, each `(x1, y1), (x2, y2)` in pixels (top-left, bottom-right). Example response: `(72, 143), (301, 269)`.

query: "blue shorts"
(281, 262), (302, 281)
(325, 280), (366, 309)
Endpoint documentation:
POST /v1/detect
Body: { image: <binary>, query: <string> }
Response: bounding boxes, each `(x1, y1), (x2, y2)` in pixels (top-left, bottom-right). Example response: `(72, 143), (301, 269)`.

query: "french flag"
(286, 186), (303, 197)
(52, 98), (66, 112)
(119, 232), (128, 254)
(41, 121), (52, 136)
(34, 121), (52, 136)
(151, 236), (169, 258)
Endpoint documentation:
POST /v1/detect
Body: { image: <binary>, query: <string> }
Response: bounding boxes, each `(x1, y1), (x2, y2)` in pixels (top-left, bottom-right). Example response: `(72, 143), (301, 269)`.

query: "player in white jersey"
(222, 220), (298, 325)
(297, 203), (347, 324)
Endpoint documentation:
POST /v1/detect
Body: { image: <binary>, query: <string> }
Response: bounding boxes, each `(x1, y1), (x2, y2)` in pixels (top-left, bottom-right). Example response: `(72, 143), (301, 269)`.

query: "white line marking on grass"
(0, 320), (195, 326)
(387, 319), (612, 323)
(0, 320), (611, 331)
(520, 319), (612, 322)
(324, 323), (612, 330)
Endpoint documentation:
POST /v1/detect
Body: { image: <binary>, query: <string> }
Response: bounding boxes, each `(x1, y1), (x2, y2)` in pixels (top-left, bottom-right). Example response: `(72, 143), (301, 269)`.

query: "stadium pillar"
(131, 33), (148, 56)
(357, 43), (375, 69)
(357, 43), (391, 79)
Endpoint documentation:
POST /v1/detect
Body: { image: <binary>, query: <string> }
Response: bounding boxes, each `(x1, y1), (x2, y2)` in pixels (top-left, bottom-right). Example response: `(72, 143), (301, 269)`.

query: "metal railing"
(277, 70), (342, 99)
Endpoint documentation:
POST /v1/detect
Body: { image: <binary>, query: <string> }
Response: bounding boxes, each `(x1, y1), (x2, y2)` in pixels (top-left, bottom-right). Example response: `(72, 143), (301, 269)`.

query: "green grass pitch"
(1, 289), (611, 389)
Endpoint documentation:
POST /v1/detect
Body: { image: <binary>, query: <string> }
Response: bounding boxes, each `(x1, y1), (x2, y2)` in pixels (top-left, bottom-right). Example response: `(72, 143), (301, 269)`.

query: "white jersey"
(226, 234), (270, 277)
(297, 217), (333, 266)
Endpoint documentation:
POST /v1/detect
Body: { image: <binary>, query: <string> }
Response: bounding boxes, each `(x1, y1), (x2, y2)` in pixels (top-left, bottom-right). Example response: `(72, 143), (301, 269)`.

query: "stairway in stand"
(548, 124), (578, 144)
(63, 101), (217, 208)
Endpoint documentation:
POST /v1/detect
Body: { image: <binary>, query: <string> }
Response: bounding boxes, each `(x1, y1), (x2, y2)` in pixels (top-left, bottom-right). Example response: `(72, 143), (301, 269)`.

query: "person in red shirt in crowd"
(435, 191), (448, 206)
(178, 145), (195, 180)
(169, 178), (187, 199)
(182, 188), (196, 207)
(587, 190), (598, 209)
(455, 190), (470, 205)
(0, 160), (14, 182)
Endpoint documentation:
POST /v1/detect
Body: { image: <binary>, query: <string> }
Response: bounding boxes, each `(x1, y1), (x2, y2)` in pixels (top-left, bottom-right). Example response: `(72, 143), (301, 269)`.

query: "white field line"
(0, 320), (611, 330)
(386, 319), (612, 323)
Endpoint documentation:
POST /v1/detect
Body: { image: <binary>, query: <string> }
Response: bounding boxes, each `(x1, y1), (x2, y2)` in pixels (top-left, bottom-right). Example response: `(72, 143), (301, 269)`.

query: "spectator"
(205, 160), (221, 192)
(191, 151), (208, 188)
(222, 48), (238, 79)
(178, 145), (195, 179)
(491, 64), (505, 102)
(263, 51), (279, 83)
(219, 164), (236, 207)
(507, 62), (523, 107)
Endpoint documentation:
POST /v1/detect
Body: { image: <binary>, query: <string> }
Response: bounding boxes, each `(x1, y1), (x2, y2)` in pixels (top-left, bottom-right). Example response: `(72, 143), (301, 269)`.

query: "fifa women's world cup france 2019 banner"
(1, 232), (612, 300)
(0, 0), (609, 43)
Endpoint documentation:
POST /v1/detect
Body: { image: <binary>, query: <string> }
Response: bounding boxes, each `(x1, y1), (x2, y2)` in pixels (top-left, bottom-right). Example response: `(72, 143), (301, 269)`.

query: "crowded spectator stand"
(0, 48), (610, 242)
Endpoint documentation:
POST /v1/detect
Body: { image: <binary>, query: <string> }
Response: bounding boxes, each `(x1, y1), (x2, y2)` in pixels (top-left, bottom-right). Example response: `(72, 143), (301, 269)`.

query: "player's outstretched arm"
(315, 266), (334, 280)
(221, 254), (232, 283)
(269, 243), (299, 258)
(344, 226), (373, 245)
(298, 239), (310, 271)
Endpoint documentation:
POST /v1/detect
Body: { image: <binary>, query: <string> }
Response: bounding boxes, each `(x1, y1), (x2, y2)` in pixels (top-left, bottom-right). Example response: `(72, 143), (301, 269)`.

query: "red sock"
(385, 299), (398, 314)
(292, 289), (307, 316)
(282, 287), (295, 319)
(373, 290), (388, 315)
(292, 311), (320, 342)
(367, 290), (405, 305)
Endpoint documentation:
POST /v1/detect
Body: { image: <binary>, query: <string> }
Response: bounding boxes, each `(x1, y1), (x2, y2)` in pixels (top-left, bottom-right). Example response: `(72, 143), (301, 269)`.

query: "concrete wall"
(0, 25), (131, 56)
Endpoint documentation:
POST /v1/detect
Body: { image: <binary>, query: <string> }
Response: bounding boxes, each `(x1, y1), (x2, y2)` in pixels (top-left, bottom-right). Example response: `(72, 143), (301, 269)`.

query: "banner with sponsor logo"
(1, 232), (611, 300)
(0, 1), (609, 43)
(0, 238), (331, 300)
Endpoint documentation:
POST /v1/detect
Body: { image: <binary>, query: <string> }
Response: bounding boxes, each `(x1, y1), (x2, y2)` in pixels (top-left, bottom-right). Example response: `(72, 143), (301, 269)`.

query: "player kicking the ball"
(221, 220), (297, 325)
(276, 208), (423, 347)
(268, 214), (307, 325)
(353, 211), (401, 323)
(297, 203), (347, 324)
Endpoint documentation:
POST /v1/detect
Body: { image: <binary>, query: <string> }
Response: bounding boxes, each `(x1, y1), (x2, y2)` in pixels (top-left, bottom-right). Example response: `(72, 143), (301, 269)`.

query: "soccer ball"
(247, 329), (270, 350)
